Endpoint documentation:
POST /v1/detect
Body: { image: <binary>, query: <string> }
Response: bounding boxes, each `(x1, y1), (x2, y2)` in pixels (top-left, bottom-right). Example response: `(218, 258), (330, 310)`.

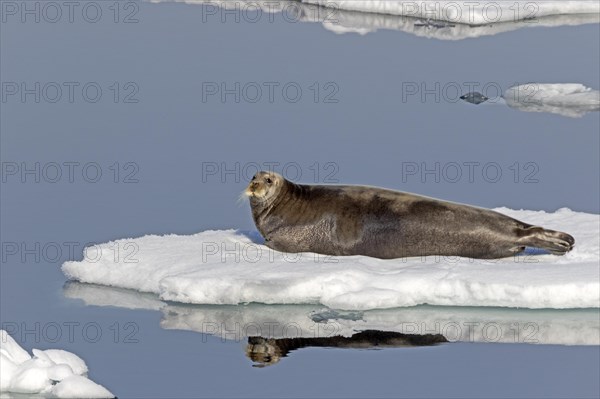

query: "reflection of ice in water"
(310, 308), (364, 323)
(63, 282), (600, 347)
(148, 0), (600, 40)
(460, 84), (600, 118)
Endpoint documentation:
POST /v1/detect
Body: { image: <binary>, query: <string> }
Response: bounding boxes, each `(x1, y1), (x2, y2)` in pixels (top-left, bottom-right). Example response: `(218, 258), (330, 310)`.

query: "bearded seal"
(245, 171), (575, 259)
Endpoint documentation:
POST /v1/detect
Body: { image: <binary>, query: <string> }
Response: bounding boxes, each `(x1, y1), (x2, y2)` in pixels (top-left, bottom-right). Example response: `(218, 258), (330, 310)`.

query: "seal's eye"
(266, 178), (272, 184)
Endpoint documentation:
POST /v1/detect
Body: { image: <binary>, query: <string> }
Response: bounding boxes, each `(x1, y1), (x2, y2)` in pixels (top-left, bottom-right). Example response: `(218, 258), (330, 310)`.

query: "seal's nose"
(249, 181), (259, 192)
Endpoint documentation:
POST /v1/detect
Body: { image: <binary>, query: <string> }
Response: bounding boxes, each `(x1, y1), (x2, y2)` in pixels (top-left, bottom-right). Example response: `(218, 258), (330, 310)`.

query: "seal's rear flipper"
(517, 226), (575, 255)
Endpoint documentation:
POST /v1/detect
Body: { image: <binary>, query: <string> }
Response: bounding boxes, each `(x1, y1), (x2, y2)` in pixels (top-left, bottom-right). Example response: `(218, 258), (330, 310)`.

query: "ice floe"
(62, 208), (600, 311)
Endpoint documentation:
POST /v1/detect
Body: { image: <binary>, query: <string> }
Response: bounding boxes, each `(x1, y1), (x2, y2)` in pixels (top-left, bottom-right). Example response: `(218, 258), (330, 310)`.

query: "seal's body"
(246, 172), (574, 259)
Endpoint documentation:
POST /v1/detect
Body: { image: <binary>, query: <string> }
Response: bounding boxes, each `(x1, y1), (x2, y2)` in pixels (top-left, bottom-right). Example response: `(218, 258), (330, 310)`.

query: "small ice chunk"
(0, 353), (19, 391)
(0, 330), (113, 398)
(0, 330), (31, 364)
(48, 364), (76, 382)
(52, 375), (115, 399)
(8, 358), (52, 394)
(42, 349), (88, 376)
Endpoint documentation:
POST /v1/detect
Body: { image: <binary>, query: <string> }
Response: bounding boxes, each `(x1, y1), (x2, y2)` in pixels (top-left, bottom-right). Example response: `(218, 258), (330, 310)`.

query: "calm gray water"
(1, 1), (599, 398)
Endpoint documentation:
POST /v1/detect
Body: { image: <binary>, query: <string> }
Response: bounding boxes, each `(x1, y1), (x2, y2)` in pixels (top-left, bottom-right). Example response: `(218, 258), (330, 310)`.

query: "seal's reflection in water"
(246, 330), (447, 367)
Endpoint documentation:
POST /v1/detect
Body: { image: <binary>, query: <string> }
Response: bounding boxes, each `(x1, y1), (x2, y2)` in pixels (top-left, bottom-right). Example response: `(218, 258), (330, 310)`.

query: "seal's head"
(244, 171), (285, 202)
(245, 337), (285, 367)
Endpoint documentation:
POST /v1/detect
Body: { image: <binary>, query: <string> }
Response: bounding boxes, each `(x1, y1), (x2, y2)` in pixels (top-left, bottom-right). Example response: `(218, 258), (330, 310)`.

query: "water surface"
(1, 2), (599, 397)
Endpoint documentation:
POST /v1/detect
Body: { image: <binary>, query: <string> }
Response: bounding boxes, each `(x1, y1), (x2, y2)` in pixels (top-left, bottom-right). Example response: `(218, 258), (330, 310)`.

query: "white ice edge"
(62, 208), (600, 311)
(0, 330), (114, 398)
(148, 0), (600, 40)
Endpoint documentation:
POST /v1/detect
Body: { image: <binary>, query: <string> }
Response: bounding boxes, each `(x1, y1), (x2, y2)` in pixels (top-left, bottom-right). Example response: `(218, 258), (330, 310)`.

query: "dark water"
(1, 1), (599, 398)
